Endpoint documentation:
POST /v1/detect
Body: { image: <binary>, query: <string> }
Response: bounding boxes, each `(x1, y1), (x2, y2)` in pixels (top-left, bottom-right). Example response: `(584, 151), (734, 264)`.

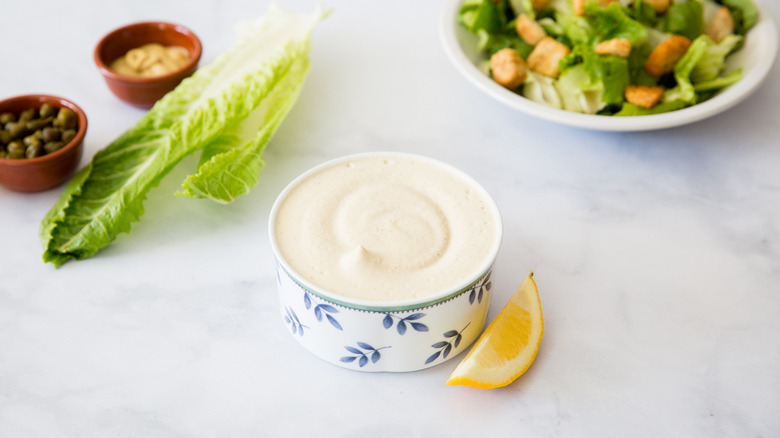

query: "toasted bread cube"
(490, 48), (528, 90)
(706, 6), (735, 43)
(515, 14), (547, 45)
(624, 85), (665, 109)
(643, 0), (671, 14)
(573, 0), (619, 16)
(527, 37), (571, 78)
(644, 35), (691, 77)
(594, 38), (632, 57)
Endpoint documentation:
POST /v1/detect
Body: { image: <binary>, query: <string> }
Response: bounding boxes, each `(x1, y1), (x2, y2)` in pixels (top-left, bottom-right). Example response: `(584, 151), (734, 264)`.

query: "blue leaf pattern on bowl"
(284, 307), (307, 337)
(425, 322), (470, 365)
(469, 271), (491, 305)
(303, 292), (343, 331)
(276, 261), (493, 371)
(340, 342), (391, 367)
(382, 312), (429, 335)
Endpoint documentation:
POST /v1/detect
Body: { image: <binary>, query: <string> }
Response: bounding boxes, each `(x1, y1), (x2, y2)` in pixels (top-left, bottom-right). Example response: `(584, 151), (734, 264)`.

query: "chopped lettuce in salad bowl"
(440, 0), (777, 131)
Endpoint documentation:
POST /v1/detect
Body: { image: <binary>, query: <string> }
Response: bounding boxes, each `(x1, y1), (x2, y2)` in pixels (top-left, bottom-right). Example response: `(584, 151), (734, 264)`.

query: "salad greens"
(41, 5), (324, 266)
(723, 0), (759, 34)
(459, 0), (758, 116)
(664, 1), (705, 40)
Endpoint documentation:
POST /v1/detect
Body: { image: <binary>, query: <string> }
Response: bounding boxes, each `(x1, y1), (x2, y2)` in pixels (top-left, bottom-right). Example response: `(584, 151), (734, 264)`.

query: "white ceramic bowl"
(268, 153), (502, 372)
(440, 0), (778, 131)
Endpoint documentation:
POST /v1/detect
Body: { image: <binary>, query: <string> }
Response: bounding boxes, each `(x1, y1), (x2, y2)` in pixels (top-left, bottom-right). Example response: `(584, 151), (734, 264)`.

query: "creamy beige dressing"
(274, 155), (500, 302)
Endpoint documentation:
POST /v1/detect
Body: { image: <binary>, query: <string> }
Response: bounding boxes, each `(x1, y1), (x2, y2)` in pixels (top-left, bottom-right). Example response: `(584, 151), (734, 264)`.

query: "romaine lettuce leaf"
(662, 33), (743, 105)
(627, 41), (658, 86)
(479, 27), (535, 58)
(629, 0), (659, 27)
(597, 55), (631, 104)
(522, 71), (563, 108)
(584, 2), (647, 44)
(547, 0), (572, 15)
(691, 34), (742, 83)
(560, 44), (630, 107)
(508, 0), (537, 19)
(722, 0), (759, 35)
(555, 64), (606, 114)
(645, 26), (672, 49)
(694, 68), (742, 91)
(664, 1), (705, 40)
(555, 0), (643, 109)
(664, 35), (710, 104)
(557, 11), (592, 46)
(538, 17), (564, 37)
(179, 53), (310, 203)
(460, 0), (506, 34)
(614, 100), (688, 115)
(461, 0), (532, 57)
(40, 5), (323, 266)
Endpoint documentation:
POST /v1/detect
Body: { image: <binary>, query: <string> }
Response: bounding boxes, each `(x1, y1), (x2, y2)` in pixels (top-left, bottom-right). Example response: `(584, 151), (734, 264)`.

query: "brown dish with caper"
(0, 103), (79, 160)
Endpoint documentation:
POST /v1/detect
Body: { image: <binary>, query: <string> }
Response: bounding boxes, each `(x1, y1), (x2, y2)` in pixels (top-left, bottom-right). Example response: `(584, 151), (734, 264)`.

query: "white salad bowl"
(268, 153), (503, 372)
(440, 0), (778, 131)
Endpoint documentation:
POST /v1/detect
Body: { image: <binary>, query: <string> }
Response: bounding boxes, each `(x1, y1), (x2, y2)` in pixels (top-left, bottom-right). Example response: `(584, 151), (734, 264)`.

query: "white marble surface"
(2, 0), (779, 436)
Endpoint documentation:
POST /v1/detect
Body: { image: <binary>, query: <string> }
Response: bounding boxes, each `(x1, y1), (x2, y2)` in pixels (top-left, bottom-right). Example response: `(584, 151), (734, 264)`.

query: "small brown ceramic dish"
(94, 21), (202, 109)
(0, 95), (87, 193)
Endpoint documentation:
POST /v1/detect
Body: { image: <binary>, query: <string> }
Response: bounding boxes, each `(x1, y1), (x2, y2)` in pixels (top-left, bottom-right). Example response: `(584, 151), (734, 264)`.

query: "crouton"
(706, 6), (735, 43)
(594, 38), (632, 57)
(573, 0), (619, 16)
(490, 48), (528, 90)
(530, 0), (549, 10)
(527, 37), (571, 78)
(643, 0), (671, 14)
(624, 85), (665, 109)
(644, 35), (691, 77)
(515, 14), (547, 45)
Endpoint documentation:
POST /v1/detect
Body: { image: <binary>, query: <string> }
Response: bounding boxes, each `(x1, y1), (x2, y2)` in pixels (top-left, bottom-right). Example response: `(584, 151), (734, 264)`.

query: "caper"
(25, 143), (44, 159)
(39, 103), (56, 118)
(60, 128), (76, 144)
(23, 134), (42, 148)
(7, 122), (27, 140)
(0, 106), (80, 159)
(0, 112), (15, 124)
(54, 108), (77, 129)
(42, 126), (61, 142)
(7, 140), (25, 157)
(25, 116), (53, 131)
(44, 141), (64, 154)
(19, 108), (36, 122)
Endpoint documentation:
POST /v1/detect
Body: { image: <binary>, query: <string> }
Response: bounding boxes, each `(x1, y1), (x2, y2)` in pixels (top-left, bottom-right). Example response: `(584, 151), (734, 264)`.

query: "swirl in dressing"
(275, 156), (499, 302)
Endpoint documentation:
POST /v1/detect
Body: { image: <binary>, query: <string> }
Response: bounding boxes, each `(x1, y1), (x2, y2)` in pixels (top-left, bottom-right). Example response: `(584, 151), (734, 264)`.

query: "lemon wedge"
(446, 271), (543, 389)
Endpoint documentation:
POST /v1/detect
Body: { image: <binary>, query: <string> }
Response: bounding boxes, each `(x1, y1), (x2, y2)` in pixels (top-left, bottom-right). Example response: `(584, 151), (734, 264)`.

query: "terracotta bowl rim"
(0, 94), (88, 167)
(93, 21), (202, 85)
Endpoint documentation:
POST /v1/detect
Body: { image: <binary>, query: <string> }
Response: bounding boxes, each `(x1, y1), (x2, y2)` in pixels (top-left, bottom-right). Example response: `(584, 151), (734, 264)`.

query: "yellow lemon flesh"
(446, 271), (543, 389)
